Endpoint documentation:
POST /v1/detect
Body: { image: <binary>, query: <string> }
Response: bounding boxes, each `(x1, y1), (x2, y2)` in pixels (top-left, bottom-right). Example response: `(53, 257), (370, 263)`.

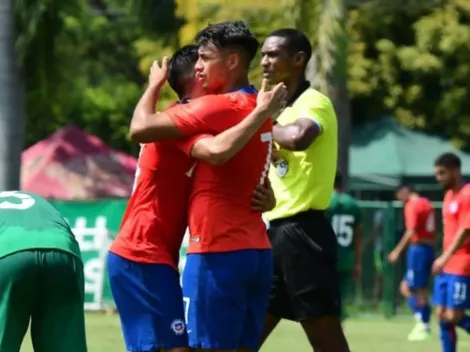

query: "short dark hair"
(435, 152), (461, 169)
(334, 172), (342, 188)
(267, 28), (312, 66)
(168, 44), (199, 99)
(195, 21), (259, 66)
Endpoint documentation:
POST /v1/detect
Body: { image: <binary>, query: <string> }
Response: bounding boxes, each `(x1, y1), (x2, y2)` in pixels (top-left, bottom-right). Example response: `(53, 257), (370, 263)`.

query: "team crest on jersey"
(171, 319), (186, 335)
(449, 201), (459, 214)
(274, 159), (289, 178)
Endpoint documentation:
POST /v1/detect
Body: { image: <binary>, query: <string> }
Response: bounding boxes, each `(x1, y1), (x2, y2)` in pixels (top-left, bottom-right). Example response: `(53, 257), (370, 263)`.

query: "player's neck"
(285, 74), (307, 102)
(451, 179), (464, 192)
(222, 75), (251, 94)
(409, 193), (419, 200)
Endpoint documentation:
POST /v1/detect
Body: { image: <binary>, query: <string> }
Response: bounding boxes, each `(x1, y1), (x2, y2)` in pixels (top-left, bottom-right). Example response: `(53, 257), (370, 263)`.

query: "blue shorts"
(403, 243), (434, 290)
(182, 249), (273, 350)
(433, 273), (470, 309)
(107, 252), (187, 351)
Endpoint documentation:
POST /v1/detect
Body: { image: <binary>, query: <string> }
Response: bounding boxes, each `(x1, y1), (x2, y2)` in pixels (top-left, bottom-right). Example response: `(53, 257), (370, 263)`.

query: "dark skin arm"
(273, 118), (321, 151)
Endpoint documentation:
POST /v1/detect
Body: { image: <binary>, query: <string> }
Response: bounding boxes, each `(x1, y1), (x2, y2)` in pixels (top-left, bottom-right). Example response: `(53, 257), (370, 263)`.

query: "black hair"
(334, 171), (342, 188)
(195, 21), (259, 67)
(267, 28), (312, 66)
(168, 44), (199, 99)
(435, 152), (461, 170)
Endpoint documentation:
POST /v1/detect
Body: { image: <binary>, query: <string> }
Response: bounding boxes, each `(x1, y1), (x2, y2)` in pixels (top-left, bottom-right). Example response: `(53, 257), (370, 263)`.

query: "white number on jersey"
(453, 282), (467, 303)
(0, 191), (36, 210)
(259, 132), (273, 185)
(425, 212), (435, 232)
(331, 214), (354, 247)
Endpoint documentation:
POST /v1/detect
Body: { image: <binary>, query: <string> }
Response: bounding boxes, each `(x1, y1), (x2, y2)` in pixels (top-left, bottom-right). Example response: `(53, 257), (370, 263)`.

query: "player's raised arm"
(129, 57), (186, 142)
(187, 80), (286, 165)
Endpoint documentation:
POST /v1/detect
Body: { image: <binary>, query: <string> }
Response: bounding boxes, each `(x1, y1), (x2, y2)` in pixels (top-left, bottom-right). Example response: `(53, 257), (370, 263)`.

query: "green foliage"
(347, 0), (470, 147)
(15, 0), (470, 155)
(16, 0), (181, 155)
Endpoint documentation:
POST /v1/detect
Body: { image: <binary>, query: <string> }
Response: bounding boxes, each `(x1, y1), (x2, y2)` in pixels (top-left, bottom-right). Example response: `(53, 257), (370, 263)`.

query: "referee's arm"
(273, 118), (320, 151)
(272, 104), (326, 150)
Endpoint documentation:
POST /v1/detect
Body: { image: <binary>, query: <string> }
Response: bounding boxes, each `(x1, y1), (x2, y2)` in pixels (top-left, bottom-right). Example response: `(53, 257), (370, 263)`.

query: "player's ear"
(227, 53), (239, 71)
(293, 52), (306, 68)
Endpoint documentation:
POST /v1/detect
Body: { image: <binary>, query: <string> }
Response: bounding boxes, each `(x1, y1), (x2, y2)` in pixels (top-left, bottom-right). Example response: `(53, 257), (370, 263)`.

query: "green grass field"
(20, 313), (470, 351)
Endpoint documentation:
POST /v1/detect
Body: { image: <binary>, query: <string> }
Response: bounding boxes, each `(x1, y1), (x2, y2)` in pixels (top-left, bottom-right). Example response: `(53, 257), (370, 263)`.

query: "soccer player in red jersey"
(432, 153), (470, 352)
(388, 185), (435, 340)
(129, 21), (277, 352)
(108, 43), (284, 352)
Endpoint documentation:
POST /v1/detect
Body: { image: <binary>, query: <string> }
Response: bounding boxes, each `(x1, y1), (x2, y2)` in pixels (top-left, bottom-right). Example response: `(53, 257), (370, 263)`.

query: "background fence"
(56, 199), (443, 316)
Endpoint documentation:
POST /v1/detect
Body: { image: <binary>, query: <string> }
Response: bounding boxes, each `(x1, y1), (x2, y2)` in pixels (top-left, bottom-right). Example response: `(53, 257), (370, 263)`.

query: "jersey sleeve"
(163, 95), (234, 136)
(298, 94), (335, 135)
(404, 203), (418, 231)
(459, 193), (470, 230)
(174, 134), (212, 156)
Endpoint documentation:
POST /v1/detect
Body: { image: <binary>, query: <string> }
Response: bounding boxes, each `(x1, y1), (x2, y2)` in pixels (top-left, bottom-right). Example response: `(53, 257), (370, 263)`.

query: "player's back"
(327, 192), (360, 260)
(110, 141), (193, 267)
(0, 191), (80, 259)
(187, 92), (272, 253)
(406, 196), (435, 243)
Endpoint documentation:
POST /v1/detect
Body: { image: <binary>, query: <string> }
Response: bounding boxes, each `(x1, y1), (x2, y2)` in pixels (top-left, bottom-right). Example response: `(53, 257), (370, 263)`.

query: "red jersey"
(404, 196), (435, 243)
(164, 92), (272, 254)
(109, 106), (205, 268)
(442, 184), (470, 276)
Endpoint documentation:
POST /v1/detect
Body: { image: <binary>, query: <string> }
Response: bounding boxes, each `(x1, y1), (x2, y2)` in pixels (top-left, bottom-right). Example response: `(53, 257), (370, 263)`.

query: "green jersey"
(327, 191), (362, 272)
(0, 191), (81, 259)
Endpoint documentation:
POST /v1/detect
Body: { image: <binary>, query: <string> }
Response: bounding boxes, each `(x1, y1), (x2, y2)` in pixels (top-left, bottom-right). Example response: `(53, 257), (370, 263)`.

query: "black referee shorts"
(267, 209), (341, 321)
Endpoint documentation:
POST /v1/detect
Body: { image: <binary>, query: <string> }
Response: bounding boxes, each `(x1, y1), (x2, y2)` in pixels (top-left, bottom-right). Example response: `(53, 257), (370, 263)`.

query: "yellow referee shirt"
(266, 86), (338, 221)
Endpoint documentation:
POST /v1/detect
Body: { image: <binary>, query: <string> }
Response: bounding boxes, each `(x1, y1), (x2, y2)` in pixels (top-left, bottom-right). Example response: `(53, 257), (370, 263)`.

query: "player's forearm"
(191, 106), (270, 165)
(129, 84), (162, 142)
(393, 229), (414, 256)
(442, 228), (470, 261)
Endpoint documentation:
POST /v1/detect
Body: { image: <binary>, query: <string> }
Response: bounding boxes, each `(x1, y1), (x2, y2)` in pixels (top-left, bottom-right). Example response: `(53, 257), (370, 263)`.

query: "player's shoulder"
(342, 192), (358, 204)
(418, 196), (433, 208)
(224, 92), (257, 108)
(461, 184), (470, 196)
(188, 94), (242, 113)
(296, 88), (333, 109)
(335, 192), (359, 207)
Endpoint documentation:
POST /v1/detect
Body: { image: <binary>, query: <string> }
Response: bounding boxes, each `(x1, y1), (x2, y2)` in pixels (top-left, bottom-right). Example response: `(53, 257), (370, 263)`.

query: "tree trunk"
(0, 0), (25, 191)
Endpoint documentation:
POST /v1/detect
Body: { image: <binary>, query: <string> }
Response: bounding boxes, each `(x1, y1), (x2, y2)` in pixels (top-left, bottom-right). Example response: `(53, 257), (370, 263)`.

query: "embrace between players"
(107, 21), (349, 352)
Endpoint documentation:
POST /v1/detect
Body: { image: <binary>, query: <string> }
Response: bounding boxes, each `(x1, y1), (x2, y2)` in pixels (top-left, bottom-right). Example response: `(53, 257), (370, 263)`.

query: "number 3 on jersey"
(0, 191), (36, 210)
(331, 214), (354, 247)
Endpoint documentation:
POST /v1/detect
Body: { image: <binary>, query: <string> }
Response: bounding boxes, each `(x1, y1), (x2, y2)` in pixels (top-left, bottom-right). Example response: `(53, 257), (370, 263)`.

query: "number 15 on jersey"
(331, 214), (354, 247)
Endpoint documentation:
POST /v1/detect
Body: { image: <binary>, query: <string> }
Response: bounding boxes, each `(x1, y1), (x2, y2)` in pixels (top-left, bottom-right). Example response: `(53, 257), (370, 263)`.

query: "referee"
(259, 28), (350, 352)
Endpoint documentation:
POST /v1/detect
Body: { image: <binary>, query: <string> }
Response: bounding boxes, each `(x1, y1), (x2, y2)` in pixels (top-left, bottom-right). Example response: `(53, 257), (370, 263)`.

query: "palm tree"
(289, 0), (351, 188)
(0, 0), (24, 191)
